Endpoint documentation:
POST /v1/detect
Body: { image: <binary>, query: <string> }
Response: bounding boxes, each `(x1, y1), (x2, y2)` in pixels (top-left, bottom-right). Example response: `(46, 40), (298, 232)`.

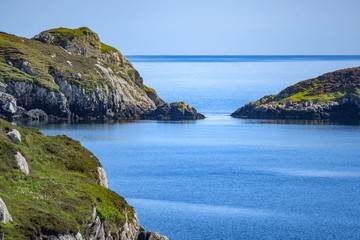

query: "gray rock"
(15, 152), (30, 175)
(97, 167), (109, 188)
(146, 232), (169, 240)
(20, 61), (36, 76)
(0, 197), (13, 224)
(0, 92), (17, 116)
(85, 216), (105, 240)
(7, 129), (21, 144)
(25, 109), (48, 120)
(5, 81), (70, 118)
(146, 102), (205, 120)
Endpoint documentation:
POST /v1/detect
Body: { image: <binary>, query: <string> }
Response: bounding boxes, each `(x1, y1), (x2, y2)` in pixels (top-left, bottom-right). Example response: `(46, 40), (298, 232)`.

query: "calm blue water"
(35, 56), (360, 240)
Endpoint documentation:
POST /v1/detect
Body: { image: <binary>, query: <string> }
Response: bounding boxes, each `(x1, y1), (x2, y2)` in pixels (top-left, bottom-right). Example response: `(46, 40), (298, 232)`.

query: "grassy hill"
(0, 118), (137, 239)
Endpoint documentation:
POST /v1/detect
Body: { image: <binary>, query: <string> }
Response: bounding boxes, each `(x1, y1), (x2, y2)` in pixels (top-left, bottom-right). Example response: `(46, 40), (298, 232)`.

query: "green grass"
(100, 43), (118, 53)
(276, 75), (360, 103)
(0, 29), (142, 94)
(177, 101), (187, 109)
(143, 85), (157, 94)
(0, 119), (134, 239)
(283, 90), (346, 103)
(0, 31), (104, 93)
(47, 27), (92, 43)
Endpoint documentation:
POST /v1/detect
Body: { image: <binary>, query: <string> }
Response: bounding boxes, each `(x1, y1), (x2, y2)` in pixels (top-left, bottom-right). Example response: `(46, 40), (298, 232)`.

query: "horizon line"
(126, 54), (360, 57)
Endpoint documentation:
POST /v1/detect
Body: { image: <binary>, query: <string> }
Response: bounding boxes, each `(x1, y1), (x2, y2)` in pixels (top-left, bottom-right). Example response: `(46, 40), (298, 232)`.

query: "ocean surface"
(35, 56), (360, 239)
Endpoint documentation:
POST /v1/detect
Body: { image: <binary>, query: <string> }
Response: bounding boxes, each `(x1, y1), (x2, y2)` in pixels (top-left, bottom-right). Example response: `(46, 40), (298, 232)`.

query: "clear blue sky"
(1, 0), (359, 55)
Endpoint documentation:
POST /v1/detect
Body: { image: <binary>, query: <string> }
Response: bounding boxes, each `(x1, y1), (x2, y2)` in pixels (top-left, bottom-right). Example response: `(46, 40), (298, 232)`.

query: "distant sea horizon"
(127, 55), (360, 63)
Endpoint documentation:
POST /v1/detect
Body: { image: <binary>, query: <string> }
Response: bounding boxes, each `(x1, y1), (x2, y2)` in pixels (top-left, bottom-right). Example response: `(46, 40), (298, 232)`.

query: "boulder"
(25, 109), (49, 120)
(15, 152), (30, 175)
(0, 92), (17, 117)
(7, 129), (21, 144)
(0, 197), (13, 224)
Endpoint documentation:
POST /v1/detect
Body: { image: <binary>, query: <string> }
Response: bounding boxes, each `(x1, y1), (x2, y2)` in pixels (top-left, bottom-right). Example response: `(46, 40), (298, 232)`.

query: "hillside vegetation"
(0, 118), (137, 239)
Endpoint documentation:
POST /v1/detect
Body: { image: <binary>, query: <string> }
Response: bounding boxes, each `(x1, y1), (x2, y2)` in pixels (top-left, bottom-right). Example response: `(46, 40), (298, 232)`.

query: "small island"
(231, 66), (360, 120)
(0, 27), (204, 121)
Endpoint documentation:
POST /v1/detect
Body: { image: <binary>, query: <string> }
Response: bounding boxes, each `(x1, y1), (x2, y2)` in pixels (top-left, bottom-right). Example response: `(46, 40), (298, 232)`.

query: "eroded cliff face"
(231, 67), (360, 120)
(0, 27), (203, 121)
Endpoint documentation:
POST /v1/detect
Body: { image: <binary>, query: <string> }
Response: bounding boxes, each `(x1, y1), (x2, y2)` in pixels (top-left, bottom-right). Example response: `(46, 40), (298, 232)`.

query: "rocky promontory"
(231, 67), (360, 120)
(0, 27), (204, 121)
(0, 118), (167, 240)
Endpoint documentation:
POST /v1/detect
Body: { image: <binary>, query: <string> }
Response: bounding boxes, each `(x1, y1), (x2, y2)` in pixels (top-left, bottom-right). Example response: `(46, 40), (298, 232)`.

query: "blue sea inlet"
(37, 56), (360, 240)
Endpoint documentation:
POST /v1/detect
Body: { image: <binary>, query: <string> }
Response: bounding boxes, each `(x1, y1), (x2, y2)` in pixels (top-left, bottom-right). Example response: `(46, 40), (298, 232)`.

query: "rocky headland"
(0, 27), (204, 121)
(0, 118), (167, 240)
(231, 67), (360, 120)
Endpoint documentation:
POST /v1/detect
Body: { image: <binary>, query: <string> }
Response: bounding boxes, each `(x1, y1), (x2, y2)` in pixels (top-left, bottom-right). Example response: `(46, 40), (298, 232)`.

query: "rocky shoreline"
(232, 67), (360, 120)
(0, 27), (204, 122)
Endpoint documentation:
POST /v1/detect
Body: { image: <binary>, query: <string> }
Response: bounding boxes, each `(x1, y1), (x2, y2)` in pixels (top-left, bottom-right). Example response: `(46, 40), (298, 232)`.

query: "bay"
(36, 56), (360, 240)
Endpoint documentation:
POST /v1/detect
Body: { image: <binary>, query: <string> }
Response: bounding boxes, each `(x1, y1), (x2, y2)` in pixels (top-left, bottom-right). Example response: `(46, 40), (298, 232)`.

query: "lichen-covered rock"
(0, 197), (13, 224)
(15, 151), (30, 175)
(232, 67), (360, 120)
(7, 128), (21, 144)
(146, 102), (205, 120)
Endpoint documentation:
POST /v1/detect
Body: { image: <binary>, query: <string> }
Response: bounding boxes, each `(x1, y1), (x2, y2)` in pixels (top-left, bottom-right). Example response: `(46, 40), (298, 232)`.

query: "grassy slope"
(0, 118), (133, 239)
(0, 30), (125, 93)
(274, 67), (360, 103)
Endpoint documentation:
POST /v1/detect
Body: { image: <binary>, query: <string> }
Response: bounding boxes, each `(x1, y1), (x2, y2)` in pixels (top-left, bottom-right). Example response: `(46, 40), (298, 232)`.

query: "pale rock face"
(0, 92), (17, 115)
(97, 167), (109, 188)
(48, 233), (83, 240)
(0, 197), (13, 224)
(146, 232), (169, 240)
(7, 129), (21, 144)
(15, 152), (30, 175)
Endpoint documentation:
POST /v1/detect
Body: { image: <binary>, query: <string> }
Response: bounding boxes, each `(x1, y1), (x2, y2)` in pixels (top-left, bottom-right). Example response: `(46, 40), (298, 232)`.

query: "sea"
(33, 56), (360, 239)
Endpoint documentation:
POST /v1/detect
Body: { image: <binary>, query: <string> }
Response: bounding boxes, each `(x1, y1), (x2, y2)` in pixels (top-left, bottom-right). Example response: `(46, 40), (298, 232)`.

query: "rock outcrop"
(0, 197), (13, 224)
(97, 166), (109, 189)
(0, 118), (167, 239)
(146, 102), (205, 120)
(0, 27), (203, 121)
(231, 67), (360, 120)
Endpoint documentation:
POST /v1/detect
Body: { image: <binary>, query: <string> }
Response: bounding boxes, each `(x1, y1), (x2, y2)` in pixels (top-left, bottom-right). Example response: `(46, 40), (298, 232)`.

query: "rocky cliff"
(231, 67), (360, 120)
(0, 118), (167, 240)
(0, 27), (204, 121)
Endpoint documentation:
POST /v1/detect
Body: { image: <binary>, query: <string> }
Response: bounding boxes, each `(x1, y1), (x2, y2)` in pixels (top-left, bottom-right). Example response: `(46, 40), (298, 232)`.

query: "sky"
(1, 0), (360, 55)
